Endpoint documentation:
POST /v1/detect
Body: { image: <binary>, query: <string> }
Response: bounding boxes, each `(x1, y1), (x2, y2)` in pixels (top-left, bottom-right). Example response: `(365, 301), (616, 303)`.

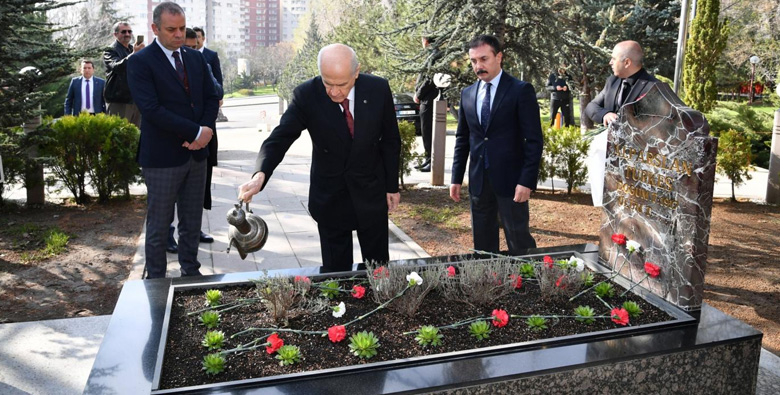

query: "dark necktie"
(617, 79), (631, 108)
(481, 82), (492, 129)
(172, 51), (190, 94)
(341, 98), (354, 138)
(85, 79), (91, 110)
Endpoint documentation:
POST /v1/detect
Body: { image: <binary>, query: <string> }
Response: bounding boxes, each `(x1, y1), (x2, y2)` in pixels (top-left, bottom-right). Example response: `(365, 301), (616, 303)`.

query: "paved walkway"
(0, 95), (778, 394)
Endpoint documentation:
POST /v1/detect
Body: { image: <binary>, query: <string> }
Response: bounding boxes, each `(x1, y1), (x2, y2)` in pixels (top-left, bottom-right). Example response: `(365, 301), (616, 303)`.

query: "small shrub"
(553, 126), (590, 194)
(202, 353), (225, 375)
(574, 305), (596, 324)
(42, 228), (69, 256)
(526, 315), (548, 331)
(622, 301), (643, 318)
(253, 275), (319, 325)
(202, 330), (225, 350)
(594, 282), (615, 298)
(716, 129), (754, 201)
(397, 120), (418, 189)
(204, 289), (222, 307)
(199, 310), (220, 328)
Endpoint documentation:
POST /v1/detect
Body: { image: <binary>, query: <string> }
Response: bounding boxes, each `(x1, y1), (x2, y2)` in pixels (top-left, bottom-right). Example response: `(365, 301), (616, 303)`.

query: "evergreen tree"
(683, 0), (729, 112)
(277, 15), (325, 101)
(0, 0), (84, 198)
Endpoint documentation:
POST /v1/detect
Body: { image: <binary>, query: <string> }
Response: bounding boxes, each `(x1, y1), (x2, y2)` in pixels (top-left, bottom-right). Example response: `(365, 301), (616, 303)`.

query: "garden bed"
(153, 251), (692, 392)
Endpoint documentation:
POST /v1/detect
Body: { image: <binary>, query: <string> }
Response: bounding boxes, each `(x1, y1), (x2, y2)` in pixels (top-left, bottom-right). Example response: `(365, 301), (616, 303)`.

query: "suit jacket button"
(484, 137), (489, 141)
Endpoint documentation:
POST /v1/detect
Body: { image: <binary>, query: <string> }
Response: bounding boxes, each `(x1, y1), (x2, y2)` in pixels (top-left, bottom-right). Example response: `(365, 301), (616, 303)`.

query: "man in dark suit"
(128, 2), (219, 279)
(238, 43), (401, 273)
(546, 66), (573, 127)
(193, 26), (227, 123)
(585, 41), (659, 126)
(64, 60), (106, 115)
(104, 21), (144, 127)
(449, 35), (544, 255)
(413, 36), (441, 172)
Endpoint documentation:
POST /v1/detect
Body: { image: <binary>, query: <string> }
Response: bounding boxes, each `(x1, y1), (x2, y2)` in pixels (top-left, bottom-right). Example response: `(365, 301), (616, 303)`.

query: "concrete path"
(0, 95), (777, 394)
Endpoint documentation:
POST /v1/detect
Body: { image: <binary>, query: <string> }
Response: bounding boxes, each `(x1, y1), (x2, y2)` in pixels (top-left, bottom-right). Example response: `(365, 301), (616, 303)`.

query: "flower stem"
(230, 326), (326, 339)
(569, 252), (633, 302)
(620, 274), (649, 297)
(401, 316), (488, 335)
(470, 249), (538, 265)
(187, 298), (261, 316)
(343, 285), (412, 327)
(595, 295), (614, 311)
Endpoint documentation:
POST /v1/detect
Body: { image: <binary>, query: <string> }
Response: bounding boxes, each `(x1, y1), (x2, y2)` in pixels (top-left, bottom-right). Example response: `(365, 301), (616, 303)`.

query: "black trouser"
(420, 100), (434, 159)
(470, 170), (536, 255)
(317, 222), (389, 273)
(549, 99), (574, 127)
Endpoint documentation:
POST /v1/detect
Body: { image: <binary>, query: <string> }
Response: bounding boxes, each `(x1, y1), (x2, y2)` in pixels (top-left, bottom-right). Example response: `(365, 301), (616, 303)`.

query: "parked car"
(393, 93), (421, 135)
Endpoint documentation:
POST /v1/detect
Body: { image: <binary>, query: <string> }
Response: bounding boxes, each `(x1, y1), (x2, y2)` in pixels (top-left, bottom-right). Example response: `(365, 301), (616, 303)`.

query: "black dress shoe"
(181, 269), (203, 277)
(419, 162), (431, 172)
(200, 231), (214, 243)
(415, 158), (431, 169)
(166, 225), (178, 254)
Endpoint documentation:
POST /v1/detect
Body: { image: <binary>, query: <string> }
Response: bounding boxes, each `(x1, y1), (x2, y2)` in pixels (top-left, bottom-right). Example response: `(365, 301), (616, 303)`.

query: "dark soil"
(160, 268), (672, 389)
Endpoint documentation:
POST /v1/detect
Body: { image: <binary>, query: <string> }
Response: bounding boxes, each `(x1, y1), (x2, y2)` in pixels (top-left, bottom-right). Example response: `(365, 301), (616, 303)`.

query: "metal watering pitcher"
(226, 201), (268, 260)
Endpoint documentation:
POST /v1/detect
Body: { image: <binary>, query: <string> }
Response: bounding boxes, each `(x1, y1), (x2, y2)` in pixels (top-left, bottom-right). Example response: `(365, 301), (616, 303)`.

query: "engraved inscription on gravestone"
(598, 84), (718, 311)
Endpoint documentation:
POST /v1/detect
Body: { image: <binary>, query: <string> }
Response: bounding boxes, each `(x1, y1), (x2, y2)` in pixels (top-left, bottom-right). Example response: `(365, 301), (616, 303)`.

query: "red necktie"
(341, 98), (354, 138)
(172, 51), (190, 94)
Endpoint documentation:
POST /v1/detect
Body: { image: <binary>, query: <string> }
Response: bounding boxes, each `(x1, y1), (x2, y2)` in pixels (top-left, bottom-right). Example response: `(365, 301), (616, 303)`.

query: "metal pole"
(749, 63), (756, 104)
(673, 0), (692, 95)
(766, 110), (780, 204)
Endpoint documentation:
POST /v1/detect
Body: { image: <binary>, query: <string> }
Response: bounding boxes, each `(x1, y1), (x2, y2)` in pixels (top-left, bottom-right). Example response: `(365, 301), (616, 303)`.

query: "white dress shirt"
(476, 70), (502, 125)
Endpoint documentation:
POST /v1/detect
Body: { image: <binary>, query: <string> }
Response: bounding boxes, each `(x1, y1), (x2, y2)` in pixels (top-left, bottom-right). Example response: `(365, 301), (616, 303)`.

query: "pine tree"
(683, 0), (729, 112)
(0, 0), (85, 198)
(277, 15), (324, 101)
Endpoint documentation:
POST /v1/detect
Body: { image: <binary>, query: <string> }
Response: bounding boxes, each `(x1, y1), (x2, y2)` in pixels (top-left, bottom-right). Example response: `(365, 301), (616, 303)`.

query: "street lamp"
(749, 55), (760, 104)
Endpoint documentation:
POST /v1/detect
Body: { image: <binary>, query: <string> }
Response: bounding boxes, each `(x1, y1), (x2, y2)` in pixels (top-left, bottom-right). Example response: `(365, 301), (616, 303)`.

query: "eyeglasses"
(118, 29), (133, 34)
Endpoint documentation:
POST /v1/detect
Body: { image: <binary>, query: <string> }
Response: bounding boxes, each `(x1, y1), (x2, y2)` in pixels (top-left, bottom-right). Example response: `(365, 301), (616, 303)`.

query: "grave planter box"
(84, 244), (762, 394)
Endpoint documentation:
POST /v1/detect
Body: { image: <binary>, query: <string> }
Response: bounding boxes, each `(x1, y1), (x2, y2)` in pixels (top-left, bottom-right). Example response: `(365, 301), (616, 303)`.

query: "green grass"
(2, 224), (70, 263)
(42, 228), (69, 256)
(409, 205), (468, 230)
(224, 85), (278, 98)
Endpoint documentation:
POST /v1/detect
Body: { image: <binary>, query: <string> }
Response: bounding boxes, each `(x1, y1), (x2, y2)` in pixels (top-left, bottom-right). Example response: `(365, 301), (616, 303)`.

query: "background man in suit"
(449, 34), (544, 255)
(64, 60), (106, 115)
(128, 1), (219, 279)
(585, 40), (659, 126)
(413, 36), (441, 173)
(193, 26), (227, 123)
(238, 44), (401, 273)
(104, 21), (144, 127)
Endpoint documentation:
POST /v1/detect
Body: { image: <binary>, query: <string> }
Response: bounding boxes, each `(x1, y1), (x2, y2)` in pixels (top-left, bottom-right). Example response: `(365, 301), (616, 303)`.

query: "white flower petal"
(406, 272), (423, 286)
(569, 256), (585, 272)
(332, 302), (346, 318)
(626, 240), (642, 252)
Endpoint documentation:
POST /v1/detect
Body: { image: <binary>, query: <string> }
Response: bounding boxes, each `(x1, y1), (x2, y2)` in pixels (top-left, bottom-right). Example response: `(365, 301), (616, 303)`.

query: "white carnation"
(332, 301), (346, 318)
(406, 272), (423, 286)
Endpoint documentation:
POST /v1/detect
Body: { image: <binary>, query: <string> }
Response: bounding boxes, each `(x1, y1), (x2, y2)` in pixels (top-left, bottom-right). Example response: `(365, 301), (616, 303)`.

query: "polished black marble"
(84, 244), (761, 394)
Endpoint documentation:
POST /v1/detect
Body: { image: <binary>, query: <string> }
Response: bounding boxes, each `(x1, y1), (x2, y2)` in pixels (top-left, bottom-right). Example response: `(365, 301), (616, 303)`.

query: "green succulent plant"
(519, 263), (535, 278)
(204, 289), (222, 307)
(574, 305), (596, 324)
(199, 310), (220, 328)
(320, 280), (340, 299)
(202, 330), (225, 350)
(468, 320), (492, 341)
(414, 325), (443, 347)
(594, 282), (615, 298)
(581, 272), (595, 287)
(348, 331), (380, 359)
(526, 315), (548, 331)
(275, 345), (302, 366)
(202, 353), (225, 375)
(622, 301), (643, 318)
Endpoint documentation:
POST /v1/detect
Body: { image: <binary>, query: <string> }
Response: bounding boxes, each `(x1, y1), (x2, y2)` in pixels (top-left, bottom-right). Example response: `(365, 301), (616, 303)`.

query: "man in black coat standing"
(103, 21), (143, 127)
(546, 67), (574, 127)
(449, 35), (544, 255)
(585, 41), (659, 126)
(238, 44), (401, 273)
(413, 36), (440, 172)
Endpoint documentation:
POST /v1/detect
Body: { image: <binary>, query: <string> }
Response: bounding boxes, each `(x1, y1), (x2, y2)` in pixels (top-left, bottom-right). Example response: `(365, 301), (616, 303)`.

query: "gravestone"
(599, 83), (718, 311)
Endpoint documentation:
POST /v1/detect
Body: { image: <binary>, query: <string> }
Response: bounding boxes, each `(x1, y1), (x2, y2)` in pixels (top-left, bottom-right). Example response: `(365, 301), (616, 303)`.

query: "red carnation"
(543, 255), (554, 268)
(611, 308), (630, 326)
(265, 333), (284, 354)
(611, 233), (627, 246)
(372, 266), (389, 279)
(328, 325), (347, 343)
(351, 285), (366, 299)
(294, 275), (311, 283)
(644, 262), (661, 278)
(509, 274), (523, 289)
(555, 275), (567, 288)
(446, 266), (456, 277)
(491, 309), (509, 328)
